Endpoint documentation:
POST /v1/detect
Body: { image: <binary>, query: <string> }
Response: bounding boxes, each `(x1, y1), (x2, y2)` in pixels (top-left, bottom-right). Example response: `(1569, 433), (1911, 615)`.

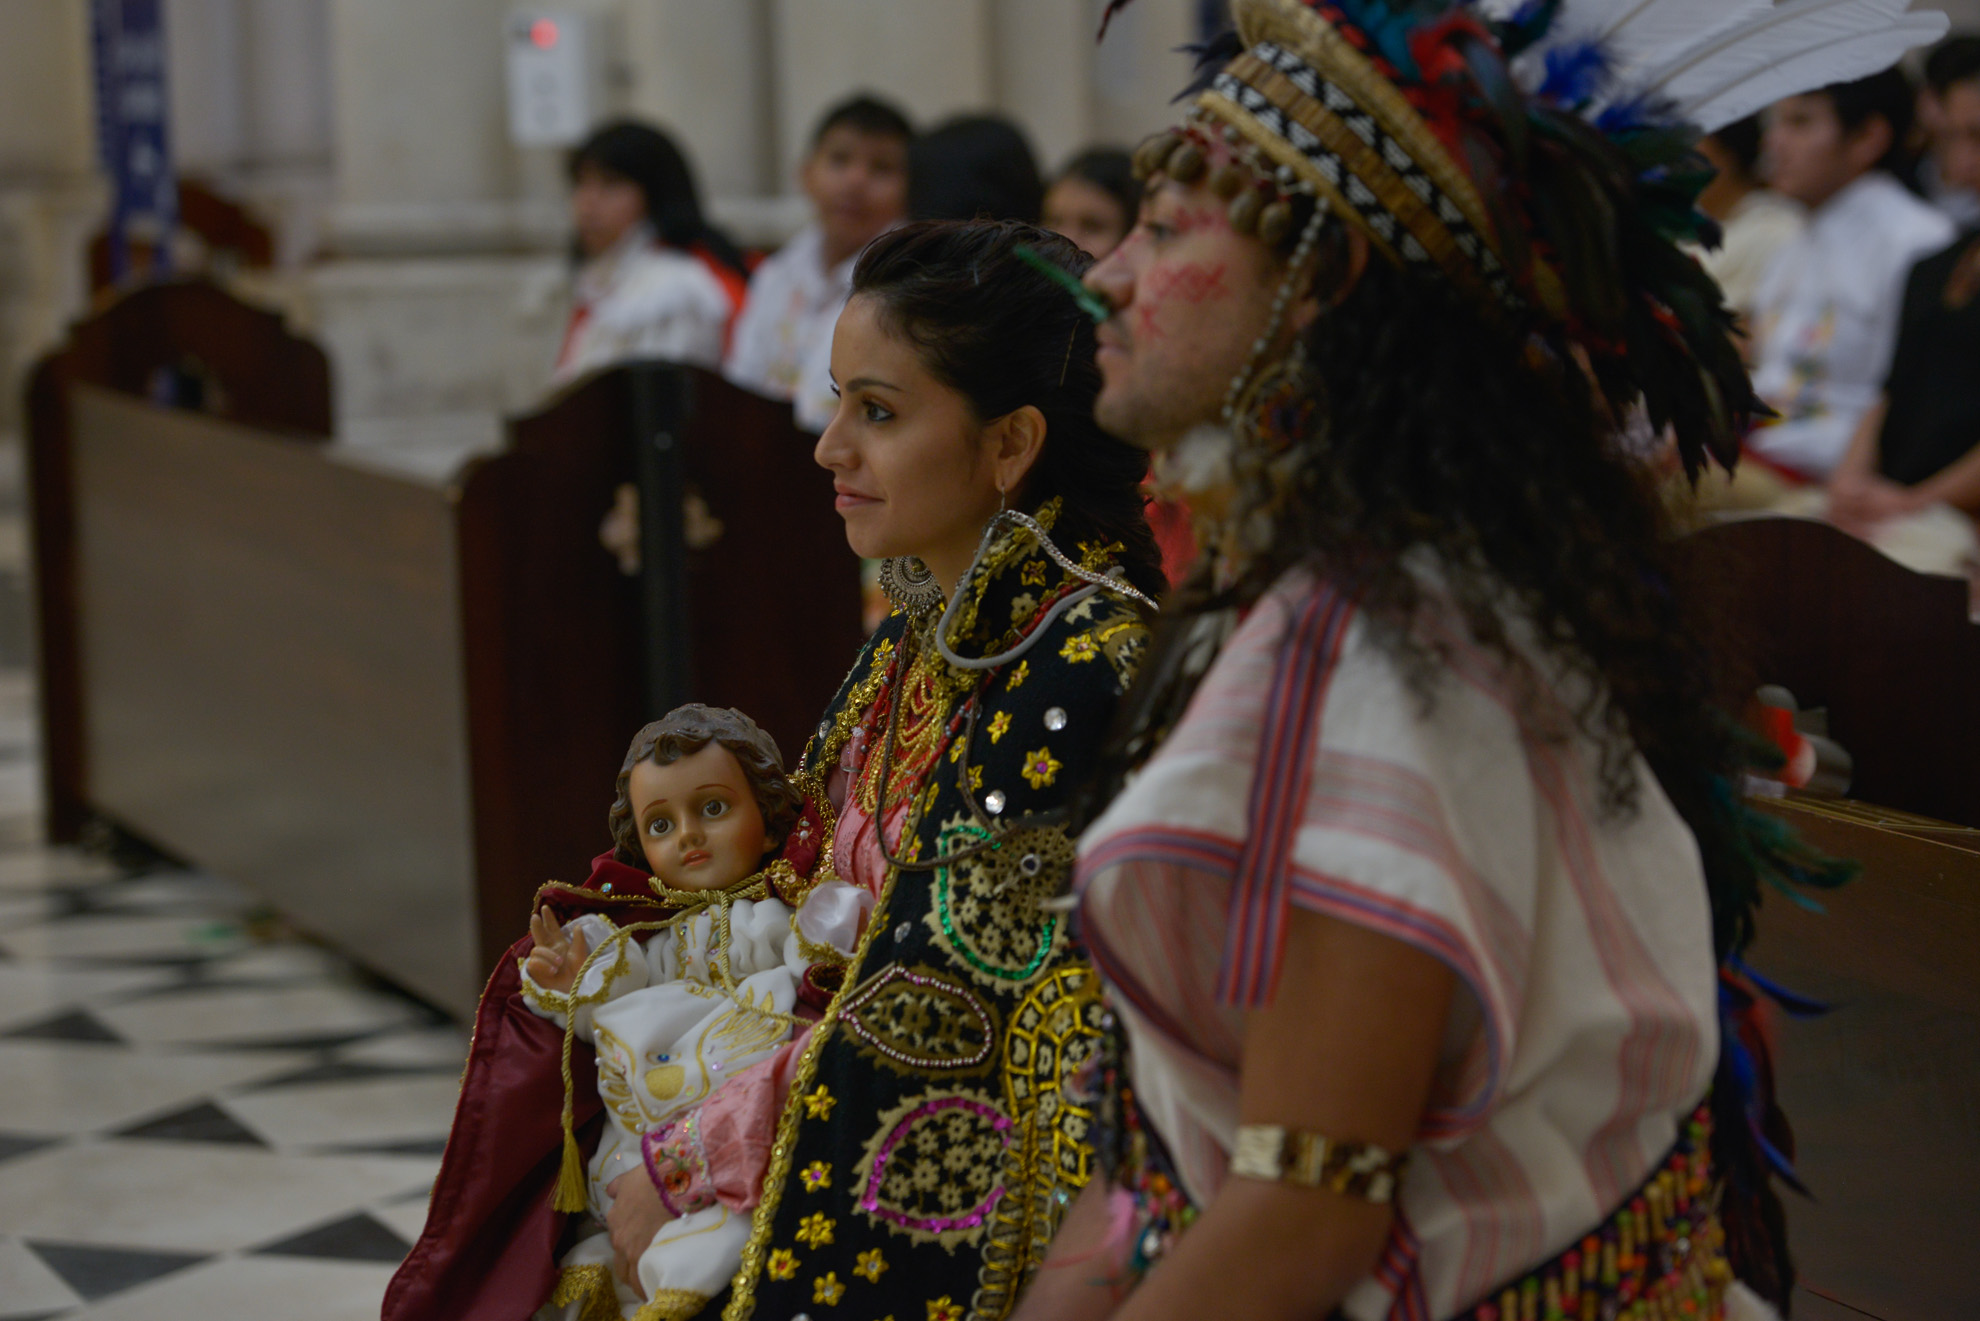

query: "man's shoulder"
(1855, 174), (1956, 251)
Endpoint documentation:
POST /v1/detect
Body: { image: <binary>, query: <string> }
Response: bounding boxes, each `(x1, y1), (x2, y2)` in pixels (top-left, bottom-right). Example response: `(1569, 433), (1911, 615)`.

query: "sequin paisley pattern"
(723, 516), (1148, 1321)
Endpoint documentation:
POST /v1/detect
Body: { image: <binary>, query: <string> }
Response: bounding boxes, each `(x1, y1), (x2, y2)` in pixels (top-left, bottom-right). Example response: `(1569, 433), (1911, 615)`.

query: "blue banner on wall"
(91, 0), (177, 282)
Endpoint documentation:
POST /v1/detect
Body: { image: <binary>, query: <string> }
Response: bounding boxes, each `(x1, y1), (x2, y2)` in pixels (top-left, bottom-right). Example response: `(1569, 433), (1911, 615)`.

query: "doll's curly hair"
(607, 704), (803, 869)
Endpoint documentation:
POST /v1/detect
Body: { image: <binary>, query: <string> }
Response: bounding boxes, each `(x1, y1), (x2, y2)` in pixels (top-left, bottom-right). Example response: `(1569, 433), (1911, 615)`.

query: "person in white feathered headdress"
(1003, 1), (1945, 1320)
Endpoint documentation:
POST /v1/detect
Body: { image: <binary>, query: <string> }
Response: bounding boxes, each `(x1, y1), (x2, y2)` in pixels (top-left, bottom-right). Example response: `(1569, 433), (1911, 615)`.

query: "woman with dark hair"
(908, 114), (1047, 223)
(552, 120), (751, 386)
(1044, 147), (1141, 259)
(586, 219), (1162, 1321)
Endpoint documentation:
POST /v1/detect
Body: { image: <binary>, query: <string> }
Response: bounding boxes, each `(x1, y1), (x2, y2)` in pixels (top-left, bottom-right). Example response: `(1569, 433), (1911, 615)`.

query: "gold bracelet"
(1229, 1124), (1408, 1204)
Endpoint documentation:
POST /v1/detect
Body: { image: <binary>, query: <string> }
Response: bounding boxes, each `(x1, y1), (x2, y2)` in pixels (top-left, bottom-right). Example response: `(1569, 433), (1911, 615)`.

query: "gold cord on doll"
(536, 866), (807, 1214)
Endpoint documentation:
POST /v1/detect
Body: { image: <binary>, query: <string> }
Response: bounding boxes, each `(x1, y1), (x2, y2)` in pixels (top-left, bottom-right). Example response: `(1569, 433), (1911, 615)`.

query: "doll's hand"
(523, 906), (590, 995)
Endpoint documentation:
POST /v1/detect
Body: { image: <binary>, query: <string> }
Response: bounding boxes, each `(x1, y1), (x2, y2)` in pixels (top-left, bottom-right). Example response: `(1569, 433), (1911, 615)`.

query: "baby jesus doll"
(523, 704), (869, 1320)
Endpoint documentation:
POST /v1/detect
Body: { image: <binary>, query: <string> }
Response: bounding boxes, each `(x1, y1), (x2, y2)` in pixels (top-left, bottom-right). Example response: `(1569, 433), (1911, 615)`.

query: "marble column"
(771, 0), (996, 181)
(0, 0), (103, 432)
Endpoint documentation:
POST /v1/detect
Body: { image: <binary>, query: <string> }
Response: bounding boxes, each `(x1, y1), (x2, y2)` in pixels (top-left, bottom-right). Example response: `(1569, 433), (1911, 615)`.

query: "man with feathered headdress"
(1010, 1), (1943, 1319)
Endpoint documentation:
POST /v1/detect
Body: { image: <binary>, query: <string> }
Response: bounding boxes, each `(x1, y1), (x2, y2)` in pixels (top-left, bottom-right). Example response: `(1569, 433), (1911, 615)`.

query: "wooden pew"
(1685, 516), (1980, 1317)
(28, 281), (863, 1014)
(1683, 516), (1980, 827)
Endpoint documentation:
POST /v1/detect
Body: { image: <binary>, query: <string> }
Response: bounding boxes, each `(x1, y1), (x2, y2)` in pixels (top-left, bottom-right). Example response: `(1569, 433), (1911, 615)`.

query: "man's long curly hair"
(1087, 231), (1798, 1302)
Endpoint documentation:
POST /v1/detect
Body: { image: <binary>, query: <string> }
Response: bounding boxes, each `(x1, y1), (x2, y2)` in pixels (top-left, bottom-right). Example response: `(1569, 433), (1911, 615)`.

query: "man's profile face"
(1083, 173), (1286, 453)
(1938, 80), (1980, 193)
(1764, 93), (1887, 208)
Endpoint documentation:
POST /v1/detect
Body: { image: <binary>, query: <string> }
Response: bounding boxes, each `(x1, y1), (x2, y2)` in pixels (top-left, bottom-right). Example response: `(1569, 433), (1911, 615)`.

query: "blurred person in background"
(1693, 115), (1802, 327)
(1742, 68), (1952, 493)
(1043, 147), (1140, 259)
(725, 95), (912, 407)
(1917, 35), (1980, 226)
(1820, 57), (1980, 580)
(907, 114), (1045, 223)
(553, 121), (752, 387)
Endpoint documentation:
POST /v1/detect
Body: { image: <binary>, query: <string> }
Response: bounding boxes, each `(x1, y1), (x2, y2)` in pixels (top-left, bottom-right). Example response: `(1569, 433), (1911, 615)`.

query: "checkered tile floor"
(0, 440), (460, 1319)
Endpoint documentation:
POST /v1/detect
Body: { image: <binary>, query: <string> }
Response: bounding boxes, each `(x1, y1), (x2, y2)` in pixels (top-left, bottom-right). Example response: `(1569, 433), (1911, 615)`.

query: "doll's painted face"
(629, 742), (770, 890)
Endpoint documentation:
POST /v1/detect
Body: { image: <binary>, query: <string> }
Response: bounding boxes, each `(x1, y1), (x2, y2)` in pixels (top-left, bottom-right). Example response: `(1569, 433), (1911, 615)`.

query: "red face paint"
(1144, 260), (1231, 307)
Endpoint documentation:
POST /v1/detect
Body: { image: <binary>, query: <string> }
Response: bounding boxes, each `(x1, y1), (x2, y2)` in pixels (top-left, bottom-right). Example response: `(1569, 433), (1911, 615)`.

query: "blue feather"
(1732, 956), (1833, 1018)
(1538, 39), (1613, 107)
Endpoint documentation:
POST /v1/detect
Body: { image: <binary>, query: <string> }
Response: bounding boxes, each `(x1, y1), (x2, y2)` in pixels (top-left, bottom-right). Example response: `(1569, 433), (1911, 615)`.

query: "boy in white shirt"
(724, 95), (910, 421)
(1746, 68), (1954, 484)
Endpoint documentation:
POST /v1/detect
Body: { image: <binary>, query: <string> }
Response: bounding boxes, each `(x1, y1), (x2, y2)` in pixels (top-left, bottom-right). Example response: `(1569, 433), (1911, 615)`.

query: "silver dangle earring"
(878, 556), (943, 614)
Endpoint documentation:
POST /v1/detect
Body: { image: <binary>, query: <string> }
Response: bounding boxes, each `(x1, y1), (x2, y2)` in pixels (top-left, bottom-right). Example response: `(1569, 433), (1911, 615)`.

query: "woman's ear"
(987, 404), (1048, 496)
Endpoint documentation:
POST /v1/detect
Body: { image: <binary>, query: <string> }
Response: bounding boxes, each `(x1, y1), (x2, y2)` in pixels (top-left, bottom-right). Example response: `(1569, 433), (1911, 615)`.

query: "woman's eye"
(702, 799), (729, 819)
(646, 818), (671, 837)
(862, 399), (893, 423)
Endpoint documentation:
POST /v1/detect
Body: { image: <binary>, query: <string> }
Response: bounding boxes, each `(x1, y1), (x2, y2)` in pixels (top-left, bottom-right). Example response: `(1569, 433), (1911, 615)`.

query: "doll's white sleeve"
(785, 880), (872, 973)
(518, 914), (652, 1037)
(727, 898), (795, 978)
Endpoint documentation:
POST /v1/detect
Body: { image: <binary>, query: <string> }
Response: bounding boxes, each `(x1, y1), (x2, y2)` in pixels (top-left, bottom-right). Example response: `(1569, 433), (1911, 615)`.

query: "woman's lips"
(834, 487), (880, 512)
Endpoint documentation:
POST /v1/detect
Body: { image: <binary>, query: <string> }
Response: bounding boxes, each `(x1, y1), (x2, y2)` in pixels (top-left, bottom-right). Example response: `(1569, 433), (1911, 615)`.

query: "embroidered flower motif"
(812, 1271), (846, 1306)
(1007, 661), (1029, 690)
(801, 1160), (832, 1192)
(967, 766), (984, 791)
(1020, 560), (1047, 586)
(767, 1248), (800, 1280)
(796, 1212), (836, 1248)
(927, 1297), (965, 1321)
(1021, 747), (1062, 789)
(987, 711), (1012, 744)
(854, 1248), (889, 1283)
(803, 1086), (836, 1120)
(1060, 633), (1098, 663)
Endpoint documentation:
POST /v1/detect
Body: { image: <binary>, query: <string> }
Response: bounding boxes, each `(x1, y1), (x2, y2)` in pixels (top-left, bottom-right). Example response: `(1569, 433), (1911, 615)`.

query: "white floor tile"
(334, 1026), (468, 1069)
(64, 1254), (398, 1321)
(0, 1235), (85, 1317)
(94, 982), (419, 1047)
(0, 850), (119, 893)
(205, 943), (346, 984)
(222, 1075), (461, 1151)
(90, 871), (252, 915)
(0, 962), (177, 1031)
(0, 1140), (437, 1253)
(0, 764), (42, 817)
(0, 1040), (312, 1135)
(0, 912), (252, 962)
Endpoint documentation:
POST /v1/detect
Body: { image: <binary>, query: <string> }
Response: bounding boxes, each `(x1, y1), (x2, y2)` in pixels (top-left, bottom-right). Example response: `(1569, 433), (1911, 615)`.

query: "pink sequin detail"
(858, 1096), (1012, 1233)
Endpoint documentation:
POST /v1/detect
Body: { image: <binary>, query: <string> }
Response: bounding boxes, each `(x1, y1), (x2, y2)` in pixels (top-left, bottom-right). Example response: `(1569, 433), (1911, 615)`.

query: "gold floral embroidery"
(852, 1088), (1013, 1250)
(968, 765), (984, 792)
(854, 1248), (889, 1282)
(1008, 592), (1038, 625)
(841, 962), (998, 1074)
(1020, 560), (1047, 586)
(1006, 660), (1029, 689)
(1021, 747), (1061, 789)
(925, 816), (1070, 992)
(929, 1298), (966, 1321)
(803, 1086), (836, 1120)
(548, 1264), (619, 1321)
(766, 1248), (800, 1280)
(987, 711), (1013, 744)
(801, 1160), (832, 1192)
(1059, 633), (1098, 663)
(973, 966), (1105, 1321)
(812, 1272), (846, 1306)
(796, 1212), (836, 1248)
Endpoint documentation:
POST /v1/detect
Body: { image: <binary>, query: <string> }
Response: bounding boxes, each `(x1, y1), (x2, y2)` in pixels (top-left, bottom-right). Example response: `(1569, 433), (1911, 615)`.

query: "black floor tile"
(239, 1059), (458, 1091)
(25, 1240), (209, 1301)
(251, 1211), (412, 1263)
(0, 1130), (59, 1164)
(317, 1135), (450, 1158)
(1, 1008), (124, 1043)
(113, 1100), (268, 1146)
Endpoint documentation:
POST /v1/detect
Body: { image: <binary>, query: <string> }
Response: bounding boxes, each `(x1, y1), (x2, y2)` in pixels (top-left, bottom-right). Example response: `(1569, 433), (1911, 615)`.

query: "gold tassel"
(553, 1003), (590, 1213)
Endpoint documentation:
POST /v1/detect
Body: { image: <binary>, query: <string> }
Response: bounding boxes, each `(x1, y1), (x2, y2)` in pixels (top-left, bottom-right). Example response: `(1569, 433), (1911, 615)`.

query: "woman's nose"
(814, 408), (852, 472)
